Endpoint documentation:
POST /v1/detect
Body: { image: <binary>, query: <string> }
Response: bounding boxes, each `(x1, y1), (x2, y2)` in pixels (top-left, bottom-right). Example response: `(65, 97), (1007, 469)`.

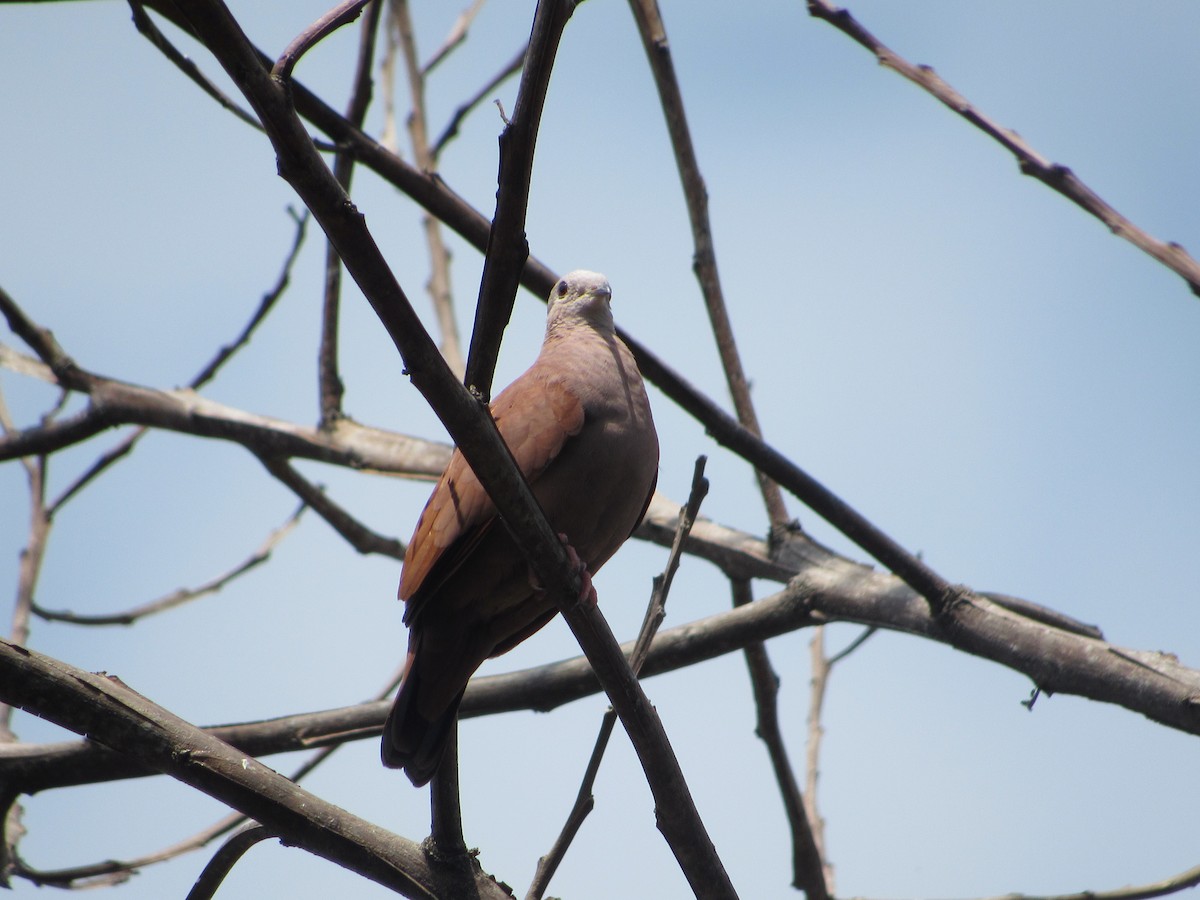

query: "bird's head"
(546, 270), (615, 334)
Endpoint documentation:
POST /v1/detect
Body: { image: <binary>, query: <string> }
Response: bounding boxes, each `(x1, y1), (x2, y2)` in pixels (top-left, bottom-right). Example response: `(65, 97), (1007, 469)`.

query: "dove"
(382, 270), (660, 786)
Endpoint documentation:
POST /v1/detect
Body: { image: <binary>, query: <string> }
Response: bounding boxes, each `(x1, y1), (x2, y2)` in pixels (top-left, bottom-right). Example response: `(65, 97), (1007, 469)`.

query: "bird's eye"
(556, 280), (569, 298)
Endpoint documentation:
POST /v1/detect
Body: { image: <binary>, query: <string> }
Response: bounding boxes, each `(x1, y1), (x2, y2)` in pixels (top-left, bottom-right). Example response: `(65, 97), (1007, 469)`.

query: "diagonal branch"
(10, 664), (407, 891)
(626, 0), (789, 528)
(164, 2), (737, 894)
(806, 0), (1200, 299)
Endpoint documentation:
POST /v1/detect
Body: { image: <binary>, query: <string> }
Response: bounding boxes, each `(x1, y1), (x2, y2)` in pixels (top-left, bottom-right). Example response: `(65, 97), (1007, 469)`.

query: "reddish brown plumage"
(382, 271), (659, 785)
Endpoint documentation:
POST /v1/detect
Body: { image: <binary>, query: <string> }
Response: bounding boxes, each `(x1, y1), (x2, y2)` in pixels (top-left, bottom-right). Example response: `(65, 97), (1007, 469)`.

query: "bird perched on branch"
(382, 270), (660, 786)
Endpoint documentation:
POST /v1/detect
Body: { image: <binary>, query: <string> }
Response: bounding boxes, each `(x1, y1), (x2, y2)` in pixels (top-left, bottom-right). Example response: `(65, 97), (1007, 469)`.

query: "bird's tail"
(381, 666), (462, 787)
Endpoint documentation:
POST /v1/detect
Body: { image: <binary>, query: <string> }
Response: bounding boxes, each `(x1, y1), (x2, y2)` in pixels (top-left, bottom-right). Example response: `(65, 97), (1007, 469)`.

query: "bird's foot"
(558, 533), (597, 607)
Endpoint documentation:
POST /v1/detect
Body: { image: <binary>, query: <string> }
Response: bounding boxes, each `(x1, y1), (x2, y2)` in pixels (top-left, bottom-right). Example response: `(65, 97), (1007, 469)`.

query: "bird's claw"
(557, 533), (597, 607)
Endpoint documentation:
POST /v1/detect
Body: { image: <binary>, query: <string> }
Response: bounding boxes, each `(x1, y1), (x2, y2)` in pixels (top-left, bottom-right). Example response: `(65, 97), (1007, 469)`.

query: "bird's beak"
(592, 284), (613, 303)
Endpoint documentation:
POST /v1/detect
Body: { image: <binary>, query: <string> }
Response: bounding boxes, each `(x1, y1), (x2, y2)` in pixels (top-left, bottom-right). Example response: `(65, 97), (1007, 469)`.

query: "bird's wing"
(398, 371), (586, 611)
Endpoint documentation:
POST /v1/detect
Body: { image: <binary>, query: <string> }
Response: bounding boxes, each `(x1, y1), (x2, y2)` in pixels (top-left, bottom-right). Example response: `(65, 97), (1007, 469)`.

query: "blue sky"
(2, 2), (1199, 898)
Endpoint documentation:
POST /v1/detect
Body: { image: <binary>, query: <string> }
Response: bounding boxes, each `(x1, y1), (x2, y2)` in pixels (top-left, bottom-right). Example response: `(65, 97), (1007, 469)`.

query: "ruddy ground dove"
(382, 270), (660, 786)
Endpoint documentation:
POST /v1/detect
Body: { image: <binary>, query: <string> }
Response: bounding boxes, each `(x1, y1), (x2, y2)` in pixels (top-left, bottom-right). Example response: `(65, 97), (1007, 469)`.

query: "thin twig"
(184, 824), (274, 900)
(192, 208), (311, 392)
(804, 627), (833, 891)
(527, 458), (709, 900)
(31, 503), (307, 626)
(0, 392), (47, 741)
(973, 861), (1200, 900)
(421, 0), (486, 75)
(629, 457), (709, 673)
(431, 45), (524, 160)
(128, 0), (262, 133)
(806, 0), (1200, 299)
(803, 623), (876, 893)
(43, 209), (309, 513)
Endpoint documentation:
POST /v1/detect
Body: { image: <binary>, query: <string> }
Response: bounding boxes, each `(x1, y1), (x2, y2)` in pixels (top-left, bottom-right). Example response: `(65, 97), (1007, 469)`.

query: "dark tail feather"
(381, 670), (462, 787)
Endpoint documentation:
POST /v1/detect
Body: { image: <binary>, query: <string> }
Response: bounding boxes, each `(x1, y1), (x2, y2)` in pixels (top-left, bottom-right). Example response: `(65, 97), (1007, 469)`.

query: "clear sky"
(2, 1), (1199, 898)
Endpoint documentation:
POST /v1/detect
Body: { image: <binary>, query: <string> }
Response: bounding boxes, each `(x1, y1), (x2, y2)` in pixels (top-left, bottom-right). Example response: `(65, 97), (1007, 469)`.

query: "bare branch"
(462, 1), (573, 400)
(626, 0), (789, 527)
(185, 824), (273, 900)
(421, 0), (486, 75)
(6, 529), (1199, 803)
(972, 861), (1200, 900)
(630, 456), (709, 673)
(806, 0), (1200, 299)
(804, 627), (833, 891)
(431, 45), (524, 160)
(392, 0), (466, 378)
(734, 579), (827, 900)
(9, 665), (408, 890)
(0, 344), (450, 476)
(128, 0), (262, 133)
(31, 503), (307, 626)
(273, 0), (373, 82)
(320, 2), (382, 427)
(258, 455), (405, 558)
(0, 395), (47, 741)
(166, 4), (737, 893)
(0, 638), (512, 899)
(193, 208), (311, 392)
(527, 457), (710, 900)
